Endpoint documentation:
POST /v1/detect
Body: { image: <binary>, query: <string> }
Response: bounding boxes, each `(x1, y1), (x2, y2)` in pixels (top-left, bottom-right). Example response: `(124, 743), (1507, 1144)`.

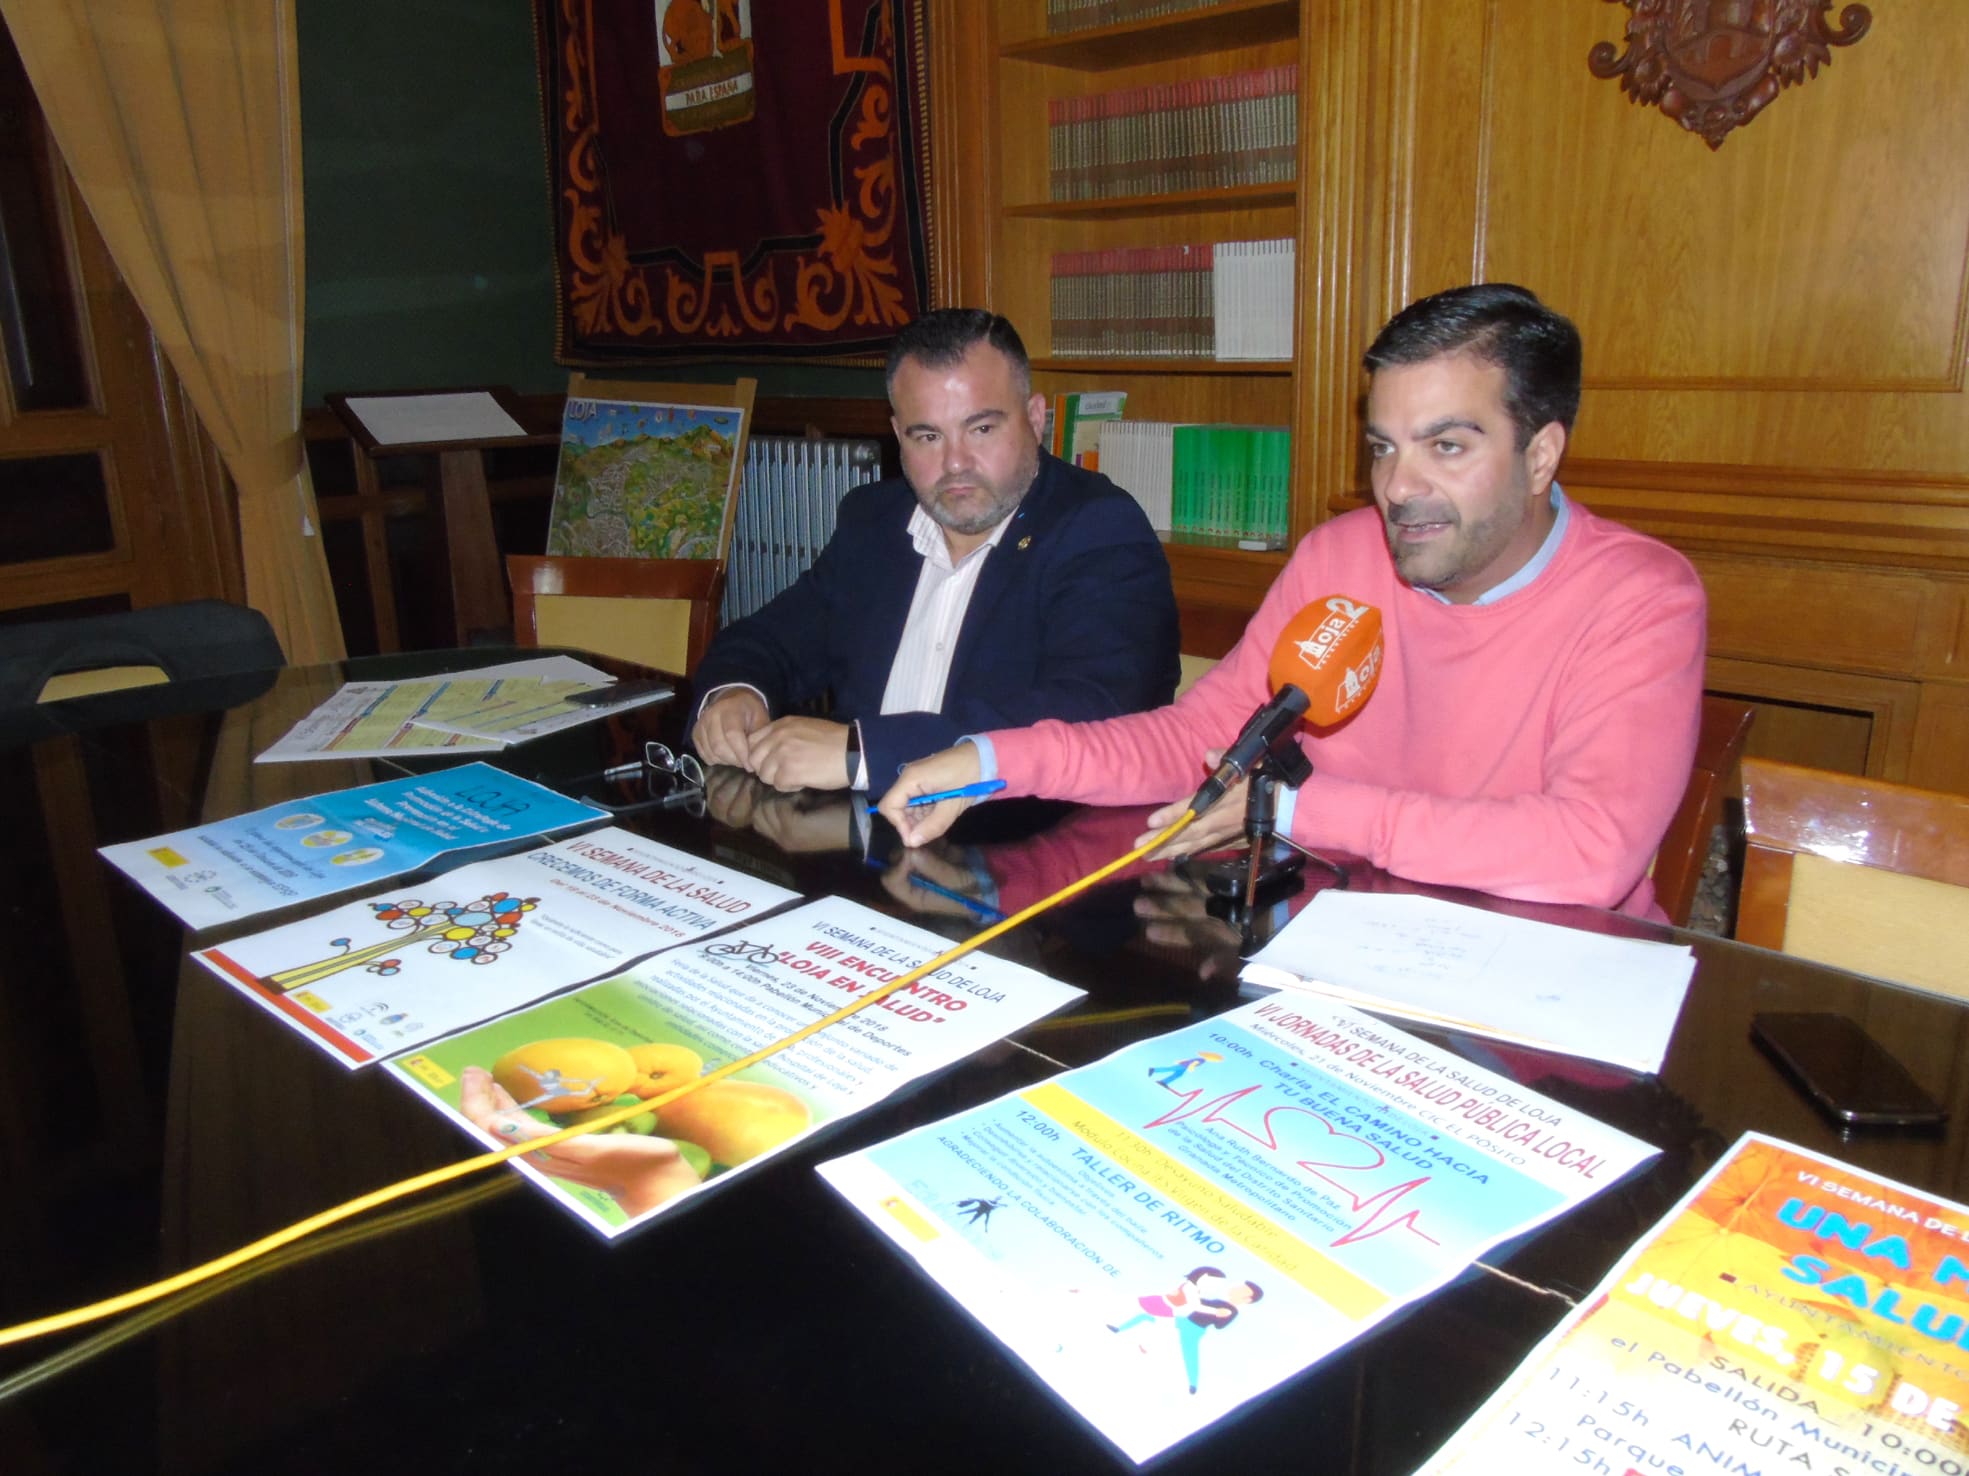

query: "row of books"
(1047, 66), (1297, 200)
(1044, 0), (1232, 34)
(1213, 239), (1294, 360)
(1098, 419), (1290, 547)
(1043, 389), (1127, 467)
(1049, 238), (1293, 360)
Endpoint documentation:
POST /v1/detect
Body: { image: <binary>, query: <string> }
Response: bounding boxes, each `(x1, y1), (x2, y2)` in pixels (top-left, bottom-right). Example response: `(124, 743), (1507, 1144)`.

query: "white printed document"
(1422, 1133), (1969, 1473)
(343, 391), (527, 446)
(1239, 891), (1694, 1074)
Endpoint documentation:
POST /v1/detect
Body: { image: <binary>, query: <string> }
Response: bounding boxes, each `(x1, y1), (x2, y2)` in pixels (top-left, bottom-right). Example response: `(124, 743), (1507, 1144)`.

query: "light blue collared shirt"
(1412, 483), (1569, 606)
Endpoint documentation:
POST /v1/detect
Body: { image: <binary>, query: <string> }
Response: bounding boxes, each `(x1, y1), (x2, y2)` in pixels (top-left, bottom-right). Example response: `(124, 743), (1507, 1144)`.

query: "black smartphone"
(1751, 1011), (1949, 1129)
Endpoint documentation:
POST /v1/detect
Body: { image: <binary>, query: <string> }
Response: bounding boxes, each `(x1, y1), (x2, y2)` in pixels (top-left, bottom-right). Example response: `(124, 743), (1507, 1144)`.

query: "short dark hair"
(886, 308), (1032, 398)
(1362, 283), (1581, 449)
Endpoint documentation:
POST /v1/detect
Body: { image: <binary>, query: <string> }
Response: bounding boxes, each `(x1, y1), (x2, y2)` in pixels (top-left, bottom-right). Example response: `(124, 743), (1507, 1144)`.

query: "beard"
(914, 443), (1038, 536)
(1383, 501), (1503, 591)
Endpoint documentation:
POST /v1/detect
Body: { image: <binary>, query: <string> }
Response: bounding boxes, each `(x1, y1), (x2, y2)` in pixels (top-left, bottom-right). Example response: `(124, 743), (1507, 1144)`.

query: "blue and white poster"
(102, 762), (608, 929)
(821, 997), (1656, 1464)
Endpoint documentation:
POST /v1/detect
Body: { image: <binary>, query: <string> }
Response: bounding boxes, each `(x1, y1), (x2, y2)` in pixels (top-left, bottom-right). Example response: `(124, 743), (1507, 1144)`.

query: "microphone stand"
(1221, 726), (1344, 954)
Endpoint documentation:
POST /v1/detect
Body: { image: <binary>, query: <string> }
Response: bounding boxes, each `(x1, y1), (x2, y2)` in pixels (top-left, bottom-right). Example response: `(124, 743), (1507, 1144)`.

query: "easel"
(326, 387), (559, 645)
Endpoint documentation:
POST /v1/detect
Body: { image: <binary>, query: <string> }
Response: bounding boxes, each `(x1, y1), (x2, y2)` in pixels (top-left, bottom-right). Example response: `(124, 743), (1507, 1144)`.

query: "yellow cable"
(0, 807), (1196, 1350)
(0, 1176), (516, 1400)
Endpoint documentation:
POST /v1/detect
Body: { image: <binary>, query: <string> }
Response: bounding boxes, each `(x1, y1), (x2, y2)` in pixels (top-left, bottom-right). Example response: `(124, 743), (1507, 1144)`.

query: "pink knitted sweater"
(989, 503), (1706, 914)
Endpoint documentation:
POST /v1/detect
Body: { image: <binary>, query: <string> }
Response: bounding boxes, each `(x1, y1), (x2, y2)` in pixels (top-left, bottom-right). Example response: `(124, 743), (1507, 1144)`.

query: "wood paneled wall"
(1362, 0), (1969, 791)
(930, 0), (1969, 794)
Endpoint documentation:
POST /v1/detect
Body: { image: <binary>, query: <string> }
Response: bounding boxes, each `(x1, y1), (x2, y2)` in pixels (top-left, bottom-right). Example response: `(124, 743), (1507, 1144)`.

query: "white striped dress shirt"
(878, 504), (1014, 716)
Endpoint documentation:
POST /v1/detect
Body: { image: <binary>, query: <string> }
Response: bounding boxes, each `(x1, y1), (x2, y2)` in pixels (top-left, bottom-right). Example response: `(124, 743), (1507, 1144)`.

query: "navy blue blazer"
(693, 452), (1180, 786)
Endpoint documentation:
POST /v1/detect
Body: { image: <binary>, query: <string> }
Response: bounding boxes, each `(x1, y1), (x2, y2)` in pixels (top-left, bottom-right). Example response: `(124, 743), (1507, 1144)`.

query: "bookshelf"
(1000, 0), (1297, 69)
(1002, 181), (1293, 221)
(920, 1), (1969, 801)
(936, 0), (1332, 652)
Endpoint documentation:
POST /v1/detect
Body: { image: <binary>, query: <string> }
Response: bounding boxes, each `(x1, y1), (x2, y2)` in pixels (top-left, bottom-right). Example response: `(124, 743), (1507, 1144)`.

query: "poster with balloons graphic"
(193, 828), (794, 1068)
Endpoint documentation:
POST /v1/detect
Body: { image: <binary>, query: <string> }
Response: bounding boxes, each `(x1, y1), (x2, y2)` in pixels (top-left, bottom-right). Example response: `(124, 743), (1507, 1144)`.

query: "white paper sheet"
(344, 392), (527, 446)
(1239, 891), (1695, 1074)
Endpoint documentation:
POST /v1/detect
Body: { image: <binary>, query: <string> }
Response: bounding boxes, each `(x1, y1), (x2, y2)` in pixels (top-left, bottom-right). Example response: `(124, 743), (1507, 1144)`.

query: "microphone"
(1187, 595), (1383, 815)
(1267, 594), (1383, 725)
(1189, 685), (1307, 814)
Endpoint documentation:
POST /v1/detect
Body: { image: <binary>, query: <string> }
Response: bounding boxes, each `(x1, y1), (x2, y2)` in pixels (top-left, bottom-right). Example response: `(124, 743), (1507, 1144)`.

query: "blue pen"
(908, 874), (1008, 922)
(864, 778), (1007, 815)
(858, 851), (1008, 921)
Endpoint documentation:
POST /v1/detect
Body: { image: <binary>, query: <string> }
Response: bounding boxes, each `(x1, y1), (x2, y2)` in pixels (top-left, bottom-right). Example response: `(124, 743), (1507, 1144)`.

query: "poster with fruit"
(388, 896), (1083, 1236)
(195, 828), (795, 1068)
(1421, 1133), (1969, 1474)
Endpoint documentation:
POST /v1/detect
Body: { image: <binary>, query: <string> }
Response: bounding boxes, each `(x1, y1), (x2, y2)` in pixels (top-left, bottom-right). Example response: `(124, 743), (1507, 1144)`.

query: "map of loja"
(545, 396), (744, 558)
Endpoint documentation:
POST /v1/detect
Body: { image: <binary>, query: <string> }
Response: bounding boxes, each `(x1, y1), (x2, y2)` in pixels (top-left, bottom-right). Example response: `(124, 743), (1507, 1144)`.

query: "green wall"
(297, 2), (883, 405)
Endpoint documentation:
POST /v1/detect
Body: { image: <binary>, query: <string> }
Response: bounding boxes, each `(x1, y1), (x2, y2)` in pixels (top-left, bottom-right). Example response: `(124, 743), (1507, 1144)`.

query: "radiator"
(721, 436), (884, 624)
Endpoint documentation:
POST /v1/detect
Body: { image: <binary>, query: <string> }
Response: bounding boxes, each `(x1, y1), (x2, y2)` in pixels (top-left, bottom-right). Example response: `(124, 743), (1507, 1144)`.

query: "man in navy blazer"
(691, 309), (1180, 793)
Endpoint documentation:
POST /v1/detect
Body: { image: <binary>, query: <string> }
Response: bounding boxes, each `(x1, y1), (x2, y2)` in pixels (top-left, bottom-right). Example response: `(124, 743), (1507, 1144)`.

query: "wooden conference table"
(3, 649), (1966, 1475)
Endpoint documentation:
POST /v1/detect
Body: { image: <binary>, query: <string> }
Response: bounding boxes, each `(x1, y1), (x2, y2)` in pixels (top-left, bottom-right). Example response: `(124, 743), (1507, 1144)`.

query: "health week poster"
(194, 829), (794, 1067)
(389, 896), (1083, 1237)
(819, 996), (1656, 1464)
(102, 763), (607, 929)
(1423, 1133), (1969, 1476)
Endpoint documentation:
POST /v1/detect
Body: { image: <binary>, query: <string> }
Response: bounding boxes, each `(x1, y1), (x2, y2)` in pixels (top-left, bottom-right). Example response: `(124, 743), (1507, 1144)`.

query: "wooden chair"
(1736, 758), (1969, 998)
(1650, 695), (1756, 928)
(1174, 654), (1218, 698)
(1173, 598), (1251, 698)
(507, 555), (727, 677)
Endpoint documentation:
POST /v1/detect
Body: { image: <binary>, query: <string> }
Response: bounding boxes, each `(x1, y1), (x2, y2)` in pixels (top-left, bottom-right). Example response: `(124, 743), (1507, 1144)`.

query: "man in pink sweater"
(876, 284), (1706, 916)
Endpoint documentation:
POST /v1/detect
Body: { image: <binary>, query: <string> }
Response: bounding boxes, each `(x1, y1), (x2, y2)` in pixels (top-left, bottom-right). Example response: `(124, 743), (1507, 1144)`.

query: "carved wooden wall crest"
(1589, 1), (1872, 149)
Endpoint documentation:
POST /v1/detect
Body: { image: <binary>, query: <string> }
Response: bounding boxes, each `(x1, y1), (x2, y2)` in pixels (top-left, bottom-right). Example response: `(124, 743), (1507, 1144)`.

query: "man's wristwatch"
(844, 721), (860, 787)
